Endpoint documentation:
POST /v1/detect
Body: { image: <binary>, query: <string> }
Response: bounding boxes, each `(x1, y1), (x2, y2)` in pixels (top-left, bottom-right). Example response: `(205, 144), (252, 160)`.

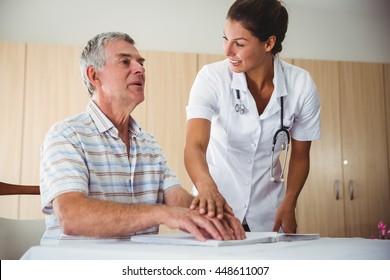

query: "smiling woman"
(184, 0), (320, 234)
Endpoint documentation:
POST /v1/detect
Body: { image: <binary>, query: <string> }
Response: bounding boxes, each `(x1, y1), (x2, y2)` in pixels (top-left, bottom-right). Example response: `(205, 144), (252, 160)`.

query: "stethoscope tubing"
(235, 89), (291, 182)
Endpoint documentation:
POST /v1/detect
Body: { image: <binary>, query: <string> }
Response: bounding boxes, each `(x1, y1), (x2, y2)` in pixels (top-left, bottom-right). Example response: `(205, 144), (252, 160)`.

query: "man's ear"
(86, 66), (100, 87)
(264, 35), (276, 52)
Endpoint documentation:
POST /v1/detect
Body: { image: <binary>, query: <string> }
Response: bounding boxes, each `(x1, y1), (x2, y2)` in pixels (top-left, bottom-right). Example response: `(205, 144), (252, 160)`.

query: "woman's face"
(223, 19), (270, 75)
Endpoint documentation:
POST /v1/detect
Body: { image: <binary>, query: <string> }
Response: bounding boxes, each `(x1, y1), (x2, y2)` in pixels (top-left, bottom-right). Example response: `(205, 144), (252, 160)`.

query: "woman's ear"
(265, 36), (276, 52)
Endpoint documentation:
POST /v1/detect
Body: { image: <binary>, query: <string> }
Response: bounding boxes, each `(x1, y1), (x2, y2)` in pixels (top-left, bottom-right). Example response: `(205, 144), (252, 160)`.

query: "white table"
(21, 237), (390, 260)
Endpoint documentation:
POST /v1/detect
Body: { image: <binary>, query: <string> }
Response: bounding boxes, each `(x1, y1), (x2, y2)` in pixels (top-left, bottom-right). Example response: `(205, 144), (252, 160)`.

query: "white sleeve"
(290, 74), (321, 141)
(186, 65), (220, 121)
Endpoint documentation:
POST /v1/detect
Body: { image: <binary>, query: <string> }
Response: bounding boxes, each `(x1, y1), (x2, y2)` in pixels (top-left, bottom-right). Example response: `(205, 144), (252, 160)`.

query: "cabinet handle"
(349, 180), (356, 200)
(334, 180), (340, 200)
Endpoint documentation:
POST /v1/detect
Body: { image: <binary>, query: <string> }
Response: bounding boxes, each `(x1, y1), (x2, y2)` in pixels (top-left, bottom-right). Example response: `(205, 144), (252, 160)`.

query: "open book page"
(131, 232), (278, 247)
(131, 232), (320, 247)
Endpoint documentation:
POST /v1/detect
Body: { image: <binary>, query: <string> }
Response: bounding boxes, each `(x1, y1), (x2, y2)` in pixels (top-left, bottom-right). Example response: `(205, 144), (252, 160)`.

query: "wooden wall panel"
(19, 43), (89, 218)
(280, 57), (292, 64)
(0, 42), (26, 218)
(197, 54), (225, 71)
(142, 51), (197, 193)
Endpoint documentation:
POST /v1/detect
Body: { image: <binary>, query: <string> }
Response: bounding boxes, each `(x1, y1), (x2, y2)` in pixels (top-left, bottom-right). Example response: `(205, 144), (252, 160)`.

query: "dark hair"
(227, 0), (288, 55)
(80, 32), (135, 96)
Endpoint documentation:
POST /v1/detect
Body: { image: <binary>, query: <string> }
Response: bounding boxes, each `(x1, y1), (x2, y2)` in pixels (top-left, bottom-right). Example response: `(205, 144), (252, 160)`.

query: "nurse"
(184, 0), (320, 233)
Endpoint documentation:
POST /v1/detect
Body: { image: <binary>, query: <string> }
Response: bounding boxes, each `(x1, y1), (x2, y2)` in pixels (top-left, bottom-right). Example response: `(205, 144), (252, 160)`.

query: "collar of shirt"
(230, 58), (288, 97)
(262, 58), (289, 119)
(86, 100), (142, 140)
(273, 58), (288, 99)
(229, 58), (289, 119)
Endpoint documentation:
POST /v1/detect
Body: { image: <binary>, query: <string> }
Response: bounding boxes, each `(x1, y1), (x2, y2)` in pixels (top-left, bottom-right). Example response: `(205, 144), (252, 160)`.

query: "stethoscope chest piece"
(235, 101), (245, 114)
(235, 89), (245, 114)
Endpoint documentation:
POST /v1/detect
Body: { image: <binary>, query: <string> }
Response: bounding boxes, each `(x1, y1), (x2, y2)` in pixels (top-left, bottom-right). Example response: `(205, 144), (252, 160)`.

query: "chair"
(0, 181), (45, 260)
(0, 182), (40, 196)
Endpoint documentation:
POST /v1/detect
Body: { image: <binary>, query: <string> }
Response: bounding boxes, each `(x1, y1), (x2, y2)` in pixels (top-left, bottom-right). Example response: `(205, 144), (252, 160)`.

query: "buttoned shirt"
(40, 101), (180, 244)
(186, 58), (320, 231)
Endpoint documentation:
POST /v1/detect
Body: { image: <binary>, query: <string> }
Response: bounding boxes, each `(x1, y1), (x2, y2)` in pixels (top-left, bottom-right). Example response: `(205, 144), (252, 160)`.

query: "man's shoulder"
(47, 111), (93, 137)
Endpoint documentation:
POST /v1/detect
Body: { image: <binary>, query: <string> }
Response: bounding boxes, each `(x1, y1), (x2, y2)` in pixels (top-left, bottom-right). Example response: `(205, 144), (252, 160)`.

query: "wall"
(0, 0), (389, 63)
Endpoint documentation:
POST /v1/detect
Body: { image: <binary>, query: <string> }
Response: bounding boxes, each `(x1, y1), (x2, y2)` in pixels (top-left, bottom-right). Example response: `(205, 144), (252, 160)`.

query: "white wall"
(0, 0), (389, 63)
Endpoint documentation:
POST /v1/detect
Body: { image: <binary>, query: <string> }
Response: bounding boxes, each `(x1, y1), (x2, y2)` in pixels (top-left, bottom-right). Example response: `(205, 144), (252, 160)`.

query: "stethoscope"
(235, 89), (245, 114)
(235, 89), (291, 182)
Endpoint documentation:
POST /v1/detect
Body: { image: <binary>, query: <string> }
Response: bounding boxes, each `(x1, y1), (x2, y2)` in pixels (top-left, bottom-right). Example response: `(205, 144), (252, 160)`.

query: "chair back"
(0, 181), (40, 195)
(0, 181), (45, 259)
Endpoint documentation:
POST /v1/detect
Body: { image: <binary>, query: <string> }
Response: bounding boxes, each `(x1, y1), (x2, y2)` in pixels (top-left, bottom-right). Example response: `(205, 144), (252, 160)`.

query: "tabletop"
(21, 237), (390, 260)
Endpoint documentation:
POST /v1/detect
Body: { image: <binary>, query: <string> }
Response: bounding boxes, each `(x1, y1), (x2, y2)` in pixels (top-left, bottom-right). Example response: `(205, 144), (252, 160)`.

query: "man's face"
(95, 39), (146, 107)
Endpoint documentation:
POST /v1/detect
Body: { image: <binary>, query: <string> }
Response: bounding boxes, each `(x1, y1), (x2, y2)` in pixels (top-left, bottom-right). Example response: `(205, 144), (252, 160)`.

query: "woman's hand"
(190, 188), (234, 220)
(273, 201), (297, 233)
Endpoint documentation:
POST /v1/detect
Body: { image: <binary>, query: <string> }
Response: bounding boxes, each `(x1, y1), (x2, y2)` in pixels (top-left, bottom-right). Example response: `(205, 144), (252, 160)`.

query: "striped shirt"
(40, 100), (181, 244)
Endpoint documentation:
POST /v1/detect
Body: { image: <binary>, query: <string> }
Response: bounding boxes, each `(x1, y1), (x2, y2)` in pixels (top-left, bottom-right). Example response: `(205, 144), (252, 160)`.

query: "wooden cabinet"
(384, 64), (390, 198)
(292, 60), (345, 237)
(294, 59), (390, 238)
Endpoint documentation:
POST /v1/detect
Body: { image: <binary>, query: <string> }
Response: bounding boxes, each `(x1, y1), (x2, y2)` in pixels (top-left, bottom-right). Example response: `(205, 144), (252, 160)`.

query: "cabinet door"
(0, 41), (26, 218)
(339, 62), (390, 237)
(293, 59), (346, 237)
(384, 64), (390, 199)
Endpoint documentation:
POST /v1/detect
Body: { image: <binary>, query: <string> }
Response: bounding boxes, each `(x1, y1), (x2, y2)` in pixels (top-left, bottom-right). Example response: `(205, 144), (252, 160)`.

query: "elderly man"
(39, 32), (245, 245)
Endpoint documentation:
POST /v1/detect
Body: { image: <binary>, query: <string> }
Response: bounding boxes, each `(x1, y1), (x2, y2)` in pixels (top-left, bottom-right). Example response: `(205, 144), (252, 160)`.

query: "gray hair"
(80, 32), (135, 96)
